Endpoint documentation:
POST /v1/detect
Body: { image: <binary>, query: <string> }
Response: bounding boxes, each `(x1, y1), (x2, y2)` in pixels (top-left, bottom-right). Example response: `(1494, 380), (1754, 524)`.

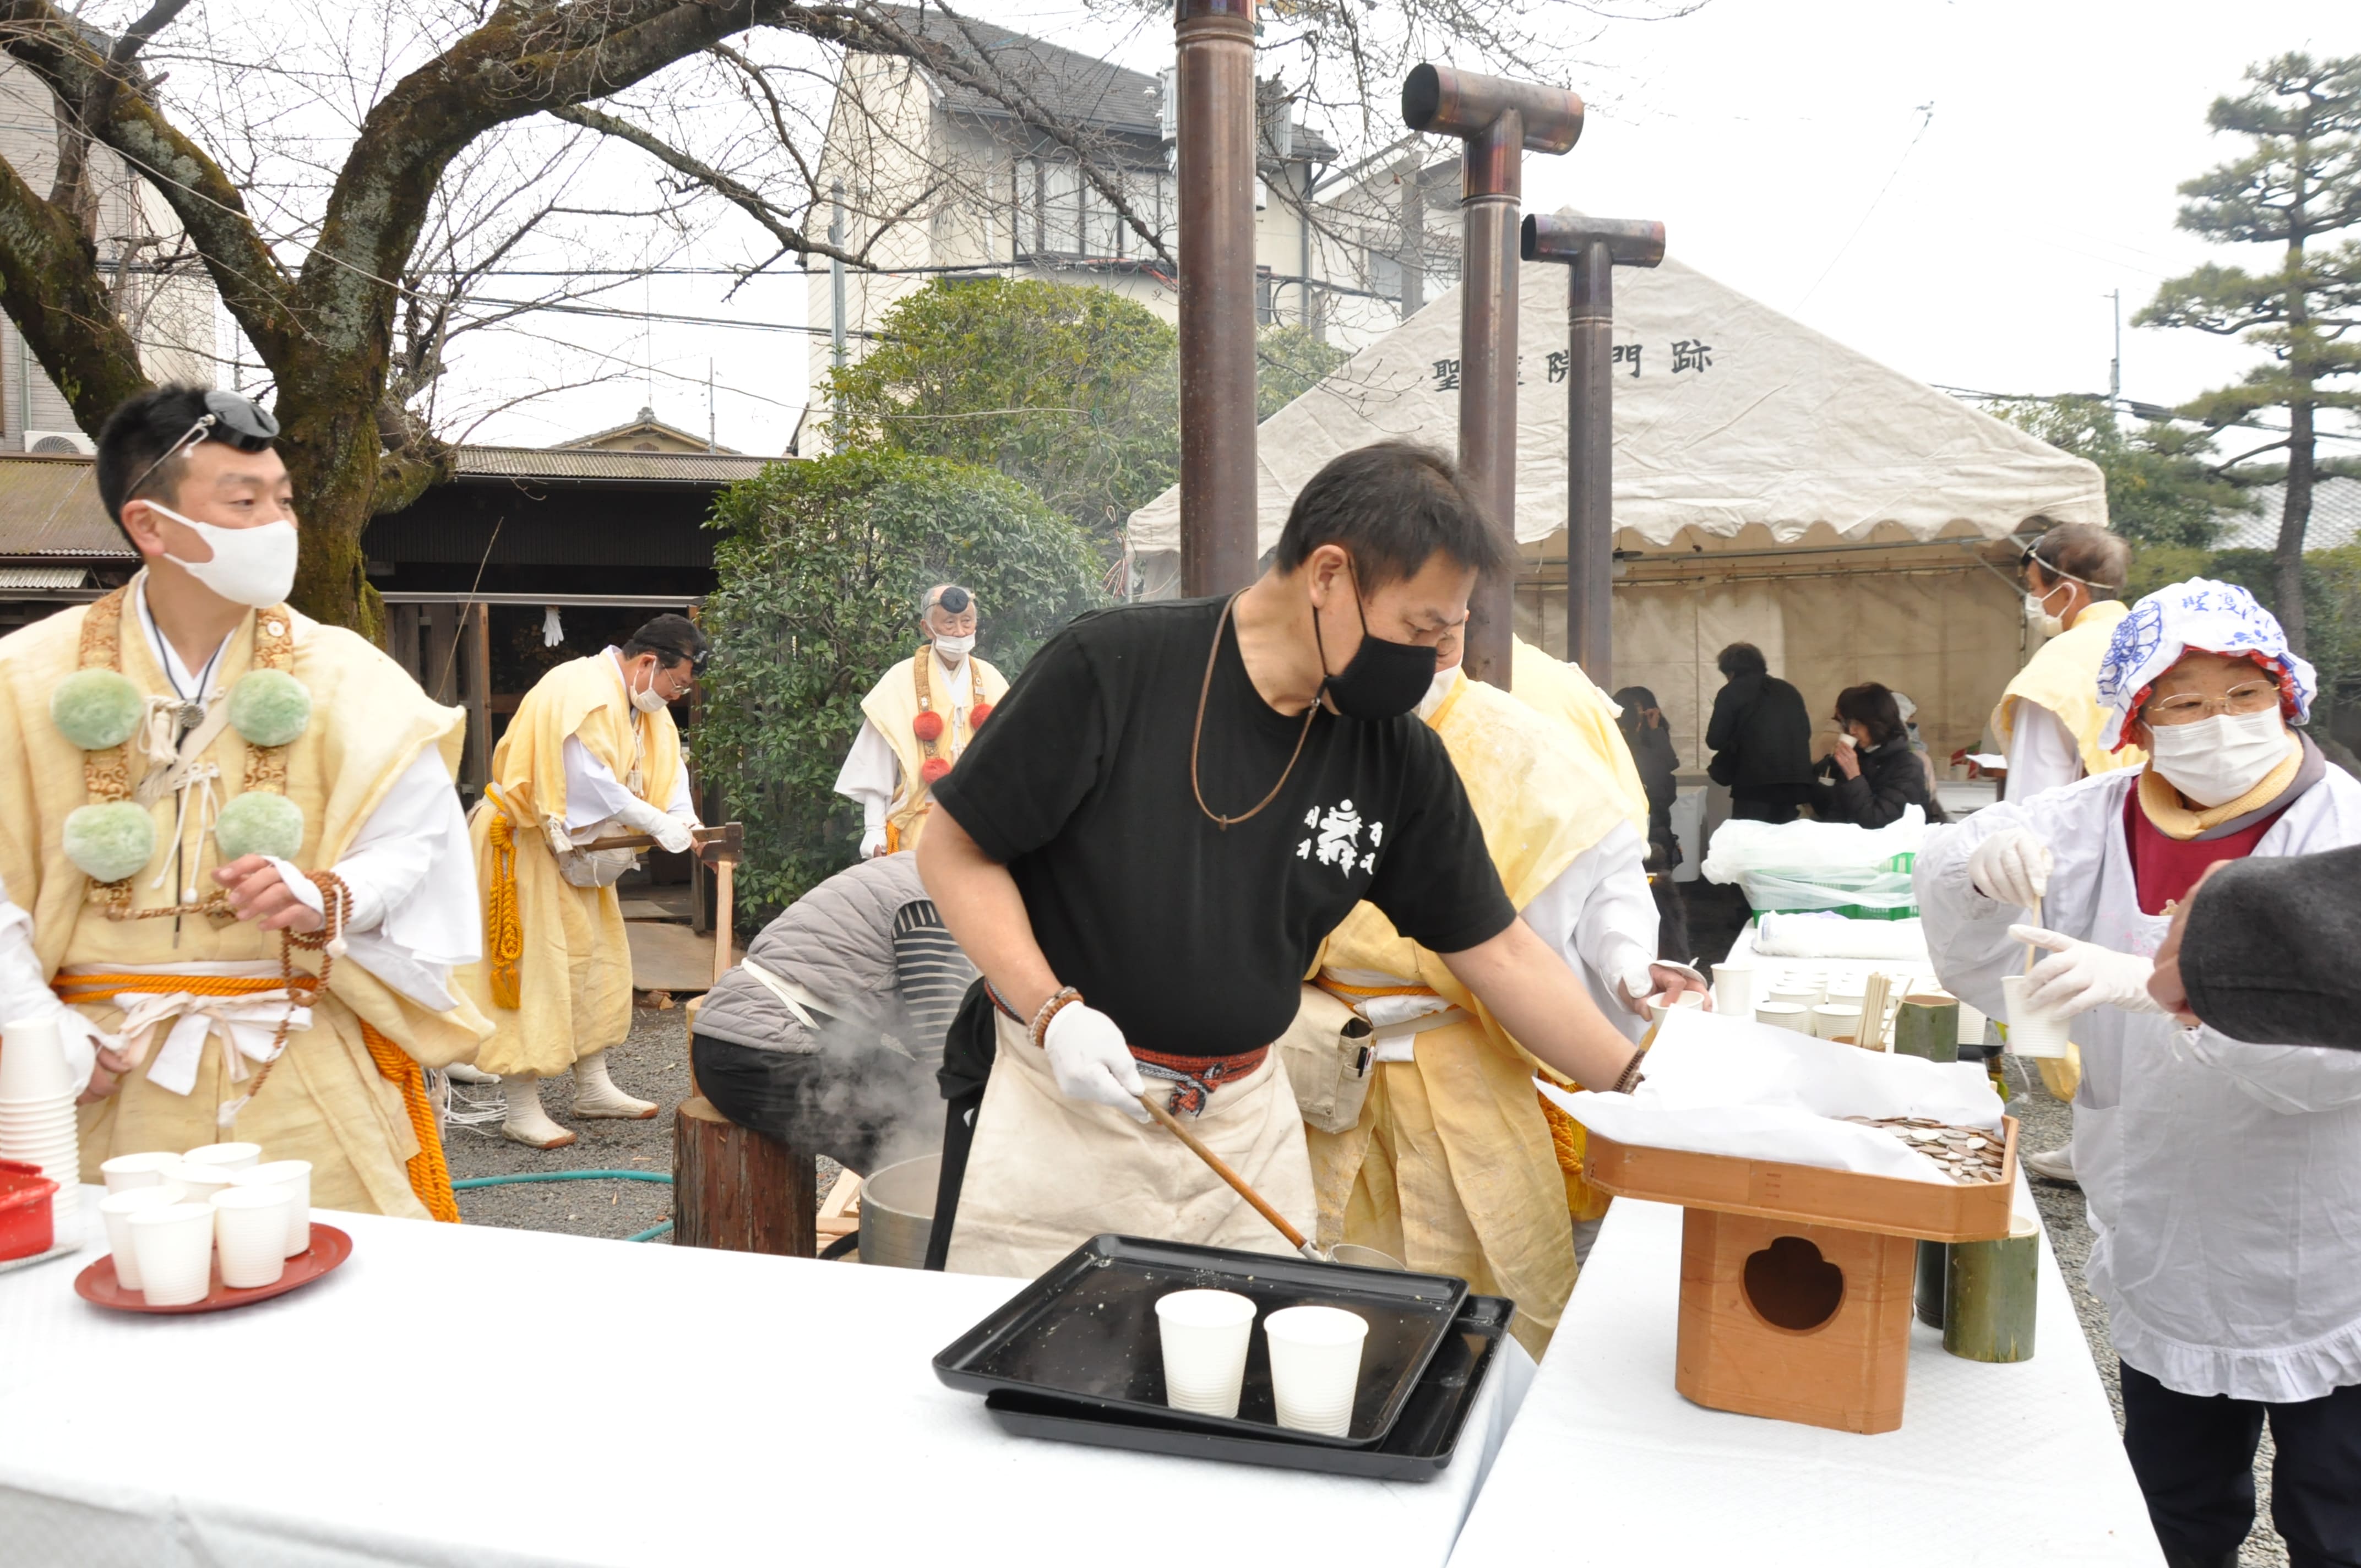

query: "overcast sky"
(467, 0), (2360, 459)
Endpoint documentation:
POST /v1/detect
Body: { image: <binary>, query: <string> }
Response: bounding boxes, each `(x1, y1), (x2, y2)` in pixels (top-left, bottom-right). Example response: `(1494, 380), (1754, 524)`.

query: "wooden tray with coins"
(1583, 1116), (2018, 1244)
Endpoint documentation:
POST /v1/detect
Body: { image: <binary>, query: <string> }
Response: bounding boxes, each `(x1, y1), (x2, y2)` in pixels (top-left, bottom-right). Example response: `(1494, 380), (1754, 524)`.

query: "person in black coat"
(1616, 685), (1692, 963)
(1813, 682), (1947, 828)
(1614, 685), (1682, 868)
(1705, 644), (1815, 823)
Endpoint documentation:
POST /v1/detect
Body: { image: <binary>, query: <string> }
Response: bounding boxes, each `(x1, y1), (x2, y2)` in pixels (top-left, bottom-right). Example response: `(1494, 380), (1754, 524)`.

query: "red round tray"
(73, 1223), (351, 1314)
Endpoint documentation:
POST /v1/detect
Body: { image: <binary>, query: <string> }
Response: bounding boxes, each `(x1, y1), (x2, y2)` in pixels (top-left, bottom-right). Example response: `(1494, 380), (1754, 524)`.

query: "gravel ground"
(440, 1004), (845, 1245)
(2011, 1060), (2288, 1568)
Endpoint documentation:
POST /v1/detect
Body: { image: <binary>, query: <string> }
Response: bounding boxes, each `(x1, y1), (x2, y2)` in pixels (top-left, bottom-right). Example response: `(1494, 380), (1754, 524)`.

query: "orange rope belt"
(54, 971), (460, 1224)
(485, 810), (523, 1010)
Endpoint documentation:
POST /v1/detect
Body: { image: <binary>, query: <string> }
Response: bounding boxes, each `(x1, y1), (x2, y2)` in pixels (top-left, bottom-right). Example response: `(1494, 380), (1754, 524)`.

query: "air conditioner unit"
(25, 429), (93, 456)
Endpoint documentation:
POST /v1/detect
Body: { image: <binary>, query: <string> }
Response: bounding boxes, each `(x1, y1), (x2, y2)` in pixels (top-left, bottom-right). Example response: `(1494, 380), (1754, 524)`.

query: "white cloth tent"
(1126, 233), (2107, 766)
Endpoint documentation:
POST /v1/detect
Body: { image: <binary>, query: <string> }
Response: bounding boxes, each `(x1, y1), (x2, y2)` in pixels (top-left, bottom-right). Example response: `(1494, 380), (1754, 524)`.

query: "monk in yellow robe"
(0, 387), (486, 1219)
(1992, 523), (2144, 1178)
(835, 585), (1008, 858)
(459, 615), (704, 1148)
(1310, 636), (1708, 1356)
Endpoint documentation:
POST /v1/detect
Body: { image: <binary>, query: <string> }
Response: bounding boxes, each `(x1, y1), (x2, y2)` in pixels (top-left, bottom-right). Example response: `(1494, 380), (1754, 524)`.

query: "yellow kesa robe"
(1508, 638), (1651, 835)
(458, 654), (683, 1080)
(1990, 599), (2145, 1101)
(858, 650), (1008, 850)
(1309, 673), (1636, 1356)
(0, 586), (487, 1218)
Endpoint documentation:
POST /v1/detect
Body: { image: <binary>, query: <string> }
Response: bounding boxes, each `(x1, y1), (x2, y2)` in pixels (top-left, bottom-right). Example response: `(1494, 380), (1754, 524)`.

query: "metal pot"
(856, 1153), (939, 1270)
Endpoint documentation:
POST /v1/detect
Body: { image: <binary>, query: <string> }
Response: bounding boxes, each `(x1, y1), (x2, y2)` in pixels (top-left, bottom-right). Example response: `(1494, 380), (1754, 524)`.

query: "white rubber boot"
(570, 1050), (657, 1120)
(500, 1074), (576, 1149)
(2023, 1142), (2077, 1184)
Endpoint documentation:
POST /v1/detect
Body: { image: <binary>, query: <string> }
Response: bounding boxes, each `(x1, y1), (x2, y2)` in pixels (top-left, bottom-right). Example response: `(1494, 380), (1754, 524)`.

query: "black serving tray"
(933, 1234), (1470, 1449)
(981, 1294), (1514, 1480)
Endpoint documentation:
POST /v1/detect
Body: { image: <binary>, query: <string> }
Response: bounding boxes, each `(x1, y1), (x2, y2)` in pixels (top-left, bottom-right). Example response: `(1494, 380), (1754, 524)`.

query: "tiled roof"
(2215, 476), (2361, 552)
(451, 447), (780, 484)
(0, 455), (132, 559)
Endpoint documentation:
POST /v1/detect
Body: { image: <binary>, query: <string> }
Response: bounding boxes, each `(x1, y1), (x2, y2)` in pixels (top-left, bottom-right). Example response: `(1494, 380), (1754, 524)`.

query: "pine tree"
(2136, 53), (2361, 655)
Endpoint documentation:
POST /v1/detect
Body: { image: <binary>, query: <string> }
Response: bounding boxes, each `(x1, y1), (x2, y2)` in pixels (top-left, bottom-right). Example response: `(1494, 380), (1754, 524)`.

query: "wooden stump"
(672, 1095), (816, 1256)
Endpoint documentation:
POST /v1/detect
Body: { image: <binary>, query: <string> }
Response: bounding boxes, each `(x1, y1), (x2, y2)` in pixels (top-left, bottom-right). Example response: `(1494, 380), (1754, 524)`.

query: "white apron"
(1917, 765), (2361, 1402)
(945, 1011), (1316, 1278)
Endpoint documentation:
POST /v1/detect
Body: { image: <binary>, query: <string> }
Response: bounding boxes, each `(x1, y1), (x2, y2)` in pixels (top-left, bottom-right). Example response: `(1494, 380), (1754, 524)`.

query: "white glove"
(2009, 925), (2165, 1019)
(1968, 829), (2054, 908)
(1041, 1001), (1150, 1122)
(859, 826), (888, 859)
(617, 797), (694, 855)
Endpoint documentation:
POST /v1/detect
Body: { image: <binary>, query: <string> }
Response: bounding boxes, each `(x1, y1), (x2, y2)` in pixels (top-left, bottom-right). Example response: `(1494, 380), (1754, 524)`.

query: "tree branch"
(550, 103), (866, 266)
(0, 145), (151, 431)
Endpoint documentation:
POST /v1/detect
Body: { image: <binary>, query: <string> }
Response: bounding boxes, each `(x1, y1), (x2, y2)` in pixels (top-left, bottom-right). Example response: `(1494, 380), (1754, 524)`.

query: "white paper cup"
(98, 1184), (187, 1290)
(1155, 1289), (1256, 1419)
(102, 1151), (187, 1194)
(1712, 962), (1755, 1018)
(1754, 1001), (1811, 1034)
(182, 1141), (262, 1173)
(0, 1017), (72, 1101)
(162, 1162), (235, 1203)
(1648, 991), (1707, 1027)
(2001, 976), (2072, 1059)
(1766, 982), (1823, 1009)
(128, 1202), (217, 1305)
(232, 1161), (313, 1256)
(1812, 1002), (1864, 1041)
(211, 1188), (291, 1288)
(1264, 1304), (1369, 1436)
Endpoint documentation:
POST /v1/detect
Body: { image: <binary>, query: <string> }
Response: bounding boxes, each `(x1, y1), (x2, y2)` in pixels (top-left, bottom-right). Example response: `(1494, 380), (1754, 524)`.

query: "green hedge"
(699, 450), (1109, 918)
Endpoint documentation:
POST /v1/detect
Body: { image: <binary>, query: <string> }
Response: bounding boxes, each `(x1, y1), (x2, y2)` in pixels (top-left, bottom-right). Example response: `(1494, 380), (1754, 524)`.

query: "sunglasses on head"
(124, 391), (281, 501)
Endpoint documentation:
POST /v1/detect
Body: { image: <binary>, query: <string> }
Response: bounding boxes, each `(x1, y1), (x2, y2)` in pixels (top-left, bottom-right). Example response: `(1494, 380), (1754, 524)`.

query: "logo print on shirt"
(1297, 799), (1383, 878)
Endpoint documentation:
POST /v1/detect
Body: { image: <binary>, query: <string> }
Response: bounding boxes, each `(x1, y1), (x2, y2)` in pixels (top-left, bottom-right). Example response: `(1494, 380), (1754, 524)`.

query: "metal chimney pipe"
(1176, 0), (1259, 597)
(1521, 213), (1665, 688)
(1402, 64), (1583, 689)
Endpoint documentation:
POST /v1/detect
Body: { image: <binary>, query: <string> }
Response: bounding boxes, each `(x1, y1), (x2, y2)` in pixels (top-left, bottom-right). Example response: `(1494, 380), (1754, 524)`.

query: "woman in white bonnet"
(1916, 579), (2361, 1568)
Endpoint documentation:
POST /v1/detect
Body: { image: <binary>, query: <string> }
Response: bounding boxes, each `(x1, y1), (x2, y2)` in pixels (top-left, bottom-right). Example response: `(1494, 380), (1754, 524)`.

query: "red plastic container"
(0, 1158), (59, 1261)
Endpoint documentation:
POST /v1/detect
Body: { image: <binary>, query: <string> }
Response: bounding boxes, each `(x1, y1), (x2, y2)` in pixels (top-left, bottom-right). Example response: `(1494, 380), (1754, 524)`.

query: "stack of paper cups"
(0, 1017), (80, 1240)
(1712, 962), (1755, 1019)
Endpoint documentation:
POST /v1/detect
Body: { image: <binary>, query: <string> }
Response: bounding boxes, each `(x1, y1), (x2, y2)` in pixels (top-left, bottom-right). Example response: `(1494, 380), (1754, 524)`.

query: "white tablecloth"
(1447, 1190), (2163, 1565)
(1, 1190), (1530, 1568)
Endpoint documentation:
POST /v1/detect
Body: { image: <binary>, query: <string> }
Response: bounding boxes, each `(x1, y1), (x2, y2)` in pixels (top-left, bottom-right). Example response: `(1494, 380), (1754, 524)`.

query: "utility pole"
(1174, 0), (1259, 597)
(2108, 288), (2121, 406)
(829, 179), (848, 447)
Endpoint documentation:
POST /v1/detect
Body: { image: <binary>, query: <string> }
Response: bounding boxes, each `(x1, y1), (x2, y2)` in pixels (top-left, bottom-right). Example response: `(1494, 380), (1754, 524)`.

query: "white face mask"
(628, 665), (673, 714)
(933, 633), (976, 661)
(146, 503), (297, 608)
(2023, 586), (2067, 638)
(2146, 708), (2293, 808)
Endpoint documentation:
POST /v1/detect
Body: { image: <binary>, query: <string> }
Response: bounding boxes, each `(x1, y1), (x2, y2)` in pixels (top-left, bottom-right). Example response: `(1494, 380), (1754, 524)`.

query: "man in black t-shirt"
(920, 442), (1651, 1276)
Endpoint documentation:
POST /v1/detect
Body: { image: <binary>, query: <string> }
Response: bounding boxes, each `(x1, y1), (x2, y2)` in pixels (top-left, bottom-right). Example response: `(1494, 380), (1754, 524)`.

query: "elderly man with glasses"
(835, 584), (1009, 861)
(1916, 579), (2361, 1568)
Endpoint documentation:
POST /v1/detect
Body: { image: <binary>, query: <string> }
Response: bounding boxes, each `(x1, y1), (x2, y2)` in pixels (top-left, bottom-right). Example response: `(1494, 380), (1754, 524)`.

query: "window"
(1043, 163), (1082, 254)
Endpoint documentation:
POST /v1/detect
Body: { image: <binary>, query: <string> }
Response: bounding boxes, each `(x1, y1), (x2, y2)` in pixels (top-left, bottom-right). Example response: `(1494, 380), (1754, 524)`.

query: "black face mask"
(1314, 567), (1438, 721)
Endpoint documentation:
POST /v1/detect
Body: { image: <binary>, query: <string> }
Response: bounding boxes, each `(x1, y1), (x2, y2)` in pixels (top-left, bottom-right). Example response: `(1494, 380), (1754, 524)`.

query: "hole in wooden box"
(1743, 1235), (1846, 1332)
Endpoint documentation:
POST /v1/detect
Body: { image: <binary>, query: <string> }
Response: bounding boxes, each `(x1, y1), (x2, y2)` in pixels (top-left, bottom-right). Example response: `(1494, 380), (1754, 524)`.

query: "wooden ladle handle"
(1138, 1093), (1321, 1260)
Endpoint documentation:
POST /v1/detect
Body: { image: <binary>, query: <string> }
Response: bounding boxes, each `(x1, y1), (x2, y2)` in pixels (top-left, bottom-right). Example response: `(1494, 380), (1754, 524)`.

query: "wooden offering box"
(1585, 1118), (2019, 1435)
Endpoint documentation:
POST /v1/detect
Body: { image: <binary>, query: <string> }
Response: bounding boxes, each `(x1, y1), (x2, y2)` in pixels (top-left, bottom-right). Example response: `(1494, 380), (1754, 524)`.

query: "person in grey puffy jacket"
(692, 852), (976, 1173)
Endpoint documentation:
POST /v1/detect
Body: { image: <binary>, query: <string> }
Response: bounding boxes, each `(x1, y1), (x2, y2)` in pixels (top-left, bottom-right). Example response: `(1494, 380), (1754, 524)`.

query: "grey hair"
(917, 583), (977, 620)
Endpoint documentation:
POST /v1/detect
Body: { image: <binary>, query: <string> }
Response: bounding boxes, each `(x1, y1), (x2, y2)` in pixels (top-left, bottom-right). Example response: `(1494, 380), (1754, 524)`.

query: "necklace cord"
(1190, 592), (1318, 830)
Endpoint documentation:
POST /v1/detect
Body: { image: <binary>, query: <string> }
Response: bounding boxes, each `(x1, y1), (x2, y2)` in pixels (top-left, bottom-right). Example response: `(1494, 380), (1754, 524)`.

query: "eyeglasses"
(124, 391), (280, 502)
(2145, 680), (2280, 726)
